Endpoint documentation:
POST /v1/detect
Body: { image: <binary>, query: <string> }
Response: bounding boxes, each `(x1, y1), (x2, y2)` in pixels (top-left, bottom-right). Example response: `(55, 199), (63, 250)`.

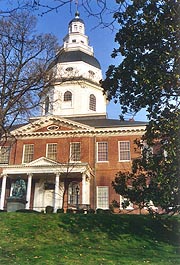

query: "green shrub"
(76, 208), (84, 214)
(57, 208), (64, 213)
(103, 209), (112, 214)
(16, 209), (40, 213)
(87, 208), (95, 214)
(96, 208), (104, 214)
(66, 208), (74, 214)
(96, 208), (112, 214)
(45, 206), (54, 214)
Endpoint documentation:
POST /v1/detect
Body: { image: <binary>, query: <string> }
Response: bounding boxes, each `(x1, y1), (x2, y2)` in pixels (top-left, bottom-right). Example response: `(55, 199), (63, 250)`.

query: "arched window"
(64, 91), (72, 102)
(89, 94), (96, 111)
(45, 96), (49, 114)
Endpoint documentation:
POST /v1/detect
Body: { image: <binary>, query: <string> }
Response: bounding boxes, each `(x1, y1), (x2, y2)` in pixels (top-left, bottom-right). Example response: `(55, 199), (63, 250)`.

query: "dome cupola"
(63, 11), (93, 55)
(41, 12), (107, 118)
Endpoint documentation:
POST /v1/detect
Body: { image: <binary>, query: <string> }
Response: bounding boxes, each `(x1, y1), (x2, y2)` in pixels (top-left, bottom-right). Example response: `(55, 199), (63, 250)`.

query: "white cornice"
(13, 126), (146, 139)
(1, 159), (93, 177)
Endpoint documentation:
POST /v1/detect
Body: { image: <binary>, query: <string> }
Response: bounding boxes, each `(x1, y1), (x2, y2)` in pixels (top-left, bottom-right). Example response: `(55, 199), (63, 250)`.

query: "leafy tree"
(0, 11), (58, 141)
(102, 0), (180, 214)
(112, 171), (153, 214)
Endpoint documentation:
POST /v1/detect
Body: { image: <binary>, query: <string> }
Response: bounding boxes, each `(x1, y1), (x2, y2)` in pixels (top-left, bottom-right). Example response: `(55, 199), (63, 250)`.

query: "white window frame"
(22, 144), (34, 164)
(141, 140), (154, 158)
(118, 141), (131, 161)
(97, 186), (109, 209)
(97, 142), (108, 162)
(63, 90), (73, 109)
(70, 142), (81, 162)
(46, 143), (57, 161)
(64, 91), (72, 102)
(0, 146), (10, 164)
(120, 195), (134, 210)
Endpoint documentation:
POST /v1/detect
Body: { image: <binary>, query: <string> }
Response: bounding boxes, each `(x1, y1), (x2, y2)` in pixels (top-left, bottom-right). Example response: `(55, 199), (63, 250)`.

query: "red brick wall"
(5, 132), (142, 210)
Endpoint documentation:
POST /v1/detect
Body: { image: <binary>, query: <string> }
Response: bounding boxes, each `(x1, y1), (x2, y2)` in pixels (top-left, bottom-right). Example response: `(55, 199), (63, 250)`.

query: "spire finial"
(75, 0), (79, 18)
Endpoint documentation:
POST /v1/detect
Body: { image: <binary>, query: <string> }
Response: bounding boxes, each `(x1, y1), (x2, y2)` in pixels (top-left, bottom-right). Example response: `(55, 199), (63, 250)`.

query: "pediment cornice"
(13, 126), (146, 139)
(12, 115), (94, 136)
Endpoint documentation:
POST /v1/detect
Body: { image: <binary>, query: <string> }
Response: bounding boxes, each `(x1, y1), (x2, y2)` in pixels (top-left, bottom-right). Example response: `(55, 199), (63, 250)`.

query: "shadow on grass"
(58, 214), (180, 246)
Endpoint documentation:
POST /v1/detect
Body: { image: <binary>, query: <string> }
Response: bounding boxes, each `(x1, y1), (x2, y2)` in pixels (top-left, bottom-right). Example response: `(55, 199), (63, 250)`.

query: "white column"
(0, 174), (7, 210)
(82, 173), (87, 205)
(26, 174), (33, 209)
(86, 177), (90, 205)
(54, 172), (60, 213)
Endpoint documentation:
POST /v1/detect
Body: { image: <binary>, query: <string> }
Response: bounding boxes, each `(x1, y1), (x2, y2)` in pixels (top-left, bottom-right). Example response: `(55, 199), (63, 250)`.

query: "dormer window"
(64, 91), (72, 102)
(72, 39), (76, 43)
(89, 94), (96, 111)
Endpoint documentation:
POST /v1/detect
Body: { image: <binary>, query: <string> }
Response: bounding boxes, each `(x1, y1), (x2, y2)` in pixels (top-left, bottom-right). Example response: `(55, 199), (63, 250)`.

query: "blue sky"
(2, 0), (147, 121)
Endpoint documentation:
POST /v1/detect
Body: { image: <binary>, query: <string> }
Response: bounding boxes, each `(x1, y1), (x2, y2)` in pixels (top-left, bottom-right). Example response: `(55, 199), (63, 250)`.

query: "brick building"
(0, 12), (147, 212)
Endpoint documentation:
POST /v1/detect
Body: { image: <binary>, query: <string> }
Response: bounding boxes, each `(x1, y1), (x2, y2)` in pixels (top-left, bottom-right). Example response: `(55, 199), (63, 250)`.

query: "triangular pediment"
(25, 157), (59, 166)
(12, 115), (93, 135)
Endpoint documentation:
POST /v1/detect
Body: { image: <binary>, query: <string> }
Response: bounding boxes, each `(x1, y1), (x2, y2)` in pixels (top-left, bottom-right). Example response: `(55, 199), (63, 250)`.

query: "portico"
(0, 157), (92, 212)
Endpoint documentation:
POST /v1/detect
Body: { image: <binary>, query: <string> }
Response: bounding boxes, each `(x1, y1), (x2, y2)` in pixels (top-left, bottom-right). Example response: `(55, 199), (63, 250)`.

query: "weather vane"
(75, 0), (79, 12)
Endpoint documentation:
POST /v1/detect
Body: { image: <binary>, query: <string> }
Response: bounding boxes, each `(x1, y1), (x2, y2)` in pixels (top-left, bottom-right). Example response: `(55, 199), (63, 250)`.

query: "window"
(120, 195), (133, 210)
(88, 70), (95, 78)
(97, 186), (109, 209)
(47, 125), (59, 131)
(64, 91), (72, 102)
(119, 141), (131, 161)
(66, 67), (73, 72)
(70, 142), (81, 162)
(68, 182), (80, 205)
(97, 142), (108, 162)
(22, 144), (34, 163)
(45, 96), (49, 114)
(0, 146), (10, 164)
(89, 94), (96, 111)
(46, 143), (57, 161)
(141, 141), (153, 158)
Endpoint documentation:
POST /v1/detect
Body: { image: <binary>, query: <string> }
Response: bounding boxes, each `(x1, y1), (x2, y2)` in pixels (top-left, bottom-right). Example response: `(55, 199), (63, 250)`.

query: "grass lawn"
(0, 213), (179, 264)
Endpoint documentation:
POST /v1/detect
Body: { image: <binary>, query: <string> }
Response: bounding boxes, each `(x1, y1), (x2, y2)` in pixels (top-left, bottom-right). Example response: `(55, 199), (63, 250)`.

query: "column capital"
(82, 173), (90, 182)
(27, 173), (33, 177)
(1, 173), (7, 178)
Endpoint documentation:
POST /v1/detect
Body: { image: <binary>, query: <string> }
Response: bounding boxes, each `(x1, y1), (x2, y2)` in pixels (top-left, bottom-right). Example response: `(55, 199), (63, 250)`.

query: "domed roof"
(56, 50), (101, 69)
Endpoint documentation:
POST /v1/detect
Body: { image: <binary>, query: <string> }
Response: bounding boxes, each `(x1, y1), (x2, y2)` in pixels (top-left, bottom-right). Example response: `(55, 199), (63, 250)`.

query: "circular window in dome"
(66, 67), (73, 72)
(47, 125), (59, 131)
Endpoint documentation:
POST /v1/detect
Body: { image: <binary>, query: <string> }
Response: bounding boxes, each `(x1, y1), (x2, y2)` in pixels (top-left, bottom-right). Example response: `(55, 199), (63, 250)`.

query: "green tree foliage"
(103, 0), (180, 214)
